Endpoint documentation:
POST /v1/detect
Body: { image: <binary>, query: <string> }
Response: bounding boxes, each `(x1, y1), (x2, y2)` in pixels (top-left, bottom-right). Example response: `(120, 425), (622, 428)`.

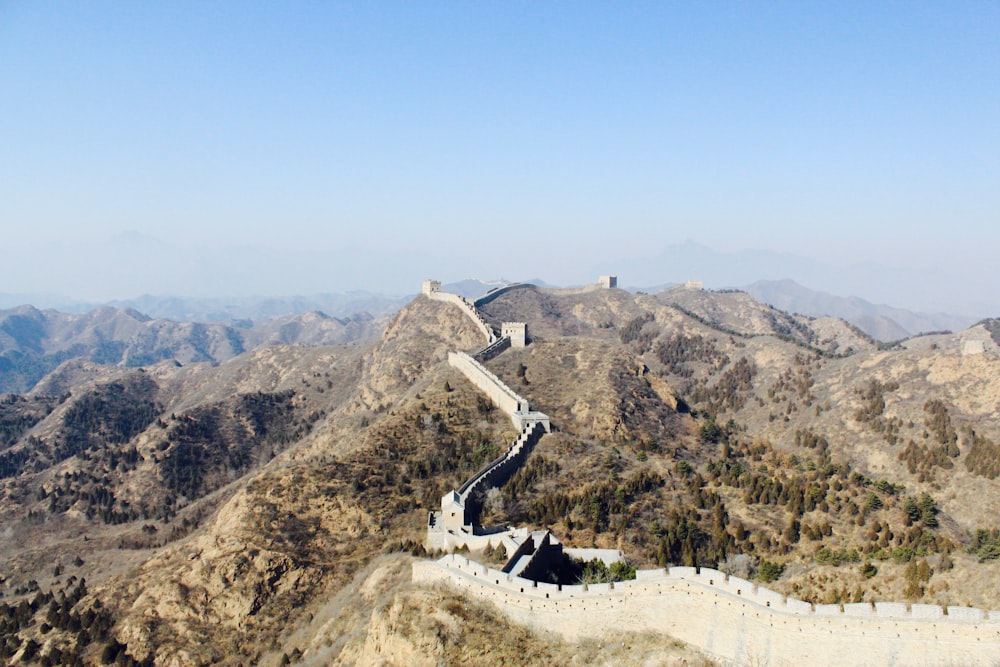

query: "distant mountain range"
(0, 291), (409, 323)
(741, 279), (975, 342)
(0, 304), (386, 393)
(594, 240), (999, 319)
(4, 235), (996, 320)
(0, 273), (983, 394)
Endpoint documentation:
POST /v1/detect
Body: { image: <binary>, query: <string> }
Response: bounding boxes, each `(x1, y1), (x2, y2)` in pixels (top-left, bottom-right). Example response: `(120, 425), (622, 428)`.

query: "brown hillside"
(2, 285), (1000, 665)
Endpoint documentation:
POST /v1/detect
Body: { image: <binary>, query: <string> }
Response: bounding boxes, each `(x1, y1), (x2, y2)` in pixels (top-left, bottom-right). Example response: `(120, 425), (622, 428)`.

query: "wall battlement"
(473, 336), (511, 363)
(435, 420), (547, 532)
(448, 352), (549, 431)
(414, 556), (1000, 666)
(474, 283), (533, 308)
(459, 422), (546, 511)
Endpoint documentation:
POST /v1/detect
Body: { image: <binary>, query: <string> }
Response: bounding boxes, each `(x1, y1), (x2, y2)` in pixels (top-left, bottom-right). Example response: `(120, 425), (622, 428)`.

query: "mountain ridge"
(0, 305), (387, 394)
(745, 278), (974, 341)
(2, 283), (1000, 664)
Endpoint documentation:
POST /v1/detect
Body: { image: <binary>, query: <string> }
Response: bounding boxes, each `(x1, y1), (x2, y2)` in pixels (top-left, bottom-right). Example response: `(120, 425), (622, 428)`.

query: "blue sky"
(1, 2), (998, 307)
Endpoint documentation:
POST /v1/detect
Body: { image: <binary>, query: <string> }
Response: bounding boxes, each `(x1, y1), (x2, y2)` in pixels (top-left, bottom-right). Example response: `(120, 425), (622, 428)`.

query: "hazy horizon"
(0, 235), (995, 322)
(2, 4), (997, 315)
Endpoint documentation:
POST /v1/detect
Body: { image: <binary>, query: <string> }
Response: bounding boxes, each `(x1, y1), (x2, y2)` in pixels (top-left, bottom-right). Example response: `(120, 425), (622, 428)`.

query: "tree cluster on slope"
(654, 333), (728, 378)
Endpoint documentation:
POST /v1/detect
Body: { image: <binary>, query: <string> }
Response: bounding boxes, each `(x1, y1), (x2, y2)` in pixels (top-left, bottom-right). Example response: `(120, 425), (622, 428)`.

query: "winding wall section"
(473, 283), (533, 307)
(456, 421), (547, 520)
(428, 291), (497, 343)
(447, 351), (549, 431)
(418, 281), (1000, 666)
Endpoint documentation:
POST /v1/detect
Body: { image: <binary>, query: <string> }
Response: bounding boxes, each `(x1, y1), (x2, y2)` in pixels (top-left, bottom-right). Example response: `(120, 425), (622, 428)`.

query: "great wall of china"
(417, 279), (1000, 666)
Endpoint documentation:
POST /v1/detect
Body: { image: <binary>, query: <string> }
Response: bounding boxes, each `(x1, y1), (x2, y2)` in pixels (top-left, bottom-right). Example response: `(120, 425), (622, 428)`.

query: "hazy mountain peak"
(744, 278), (975, 341)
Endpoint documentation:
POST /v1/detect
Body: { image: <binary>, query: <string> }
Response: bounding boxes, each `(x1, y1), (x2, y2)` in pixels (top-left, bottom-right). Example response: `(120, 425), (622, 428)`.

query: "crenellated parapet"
(473, 336), (511, 362)
(414, 555), (1000, 666)
(424, 281), (550, 560)
(435, 420), (547, 533)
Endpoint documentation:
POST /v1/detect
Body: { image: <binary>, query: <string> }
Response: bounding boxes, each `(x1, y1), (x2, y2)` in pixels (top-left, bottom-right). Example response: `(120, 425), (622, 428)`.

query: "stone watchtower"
(440, 490), (467, 531)
(599, 275), (618, 289)
(422, 279), (442, 296)
(501, 322), (527, 348)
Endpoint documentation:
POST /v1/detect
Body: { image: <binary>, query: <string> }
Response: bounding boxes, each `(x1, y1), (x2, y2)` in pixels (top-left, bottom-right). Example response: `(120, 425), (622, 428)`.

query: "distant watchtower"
(422, 279), (442, 296)
(599, 275), (618, 289)
(501, 322), (527, 348)
(685, 280), (703, 290)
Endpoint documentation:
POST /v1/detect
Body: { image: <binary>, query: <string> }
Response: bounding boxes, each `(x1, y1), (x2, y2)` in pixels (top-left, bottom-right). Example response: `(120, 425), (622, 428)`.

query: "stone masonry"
(417, 278), (1000, 665)
(424, 281), (548, 553)
(414, 556), (1000, 666)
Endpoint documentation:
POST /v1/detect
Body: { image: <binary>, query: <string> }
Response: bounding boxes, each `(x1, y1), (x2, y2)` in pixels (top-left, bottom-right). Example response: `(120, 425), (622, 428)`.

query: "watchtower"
(501, 322), (527, 348)
(599, 275), (618, 289)
(422, 279), (442, 296)
(440, 491), (467, 530)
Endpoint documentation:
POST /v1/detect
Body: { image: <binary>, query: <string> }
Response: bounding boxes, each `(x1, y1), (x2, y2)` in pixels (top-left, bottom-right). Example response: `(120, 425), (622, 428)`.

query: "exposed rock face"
(115, 490), (324, 665)
(351, 296), (485, 412)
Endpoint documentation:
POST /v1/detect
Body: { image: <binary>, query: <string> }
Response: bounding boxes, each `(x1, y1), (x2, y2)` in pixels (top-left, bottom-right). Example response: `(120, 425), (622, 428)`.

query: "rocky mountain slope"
(1, 284), (999, 665)
(0, 305), (387, 394)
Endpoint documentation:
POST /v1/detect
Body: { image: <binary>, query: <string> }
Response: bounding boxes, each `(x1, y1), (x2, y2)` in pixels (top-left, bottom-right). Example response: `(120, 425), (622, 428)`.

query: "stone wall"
(413, 556), (1000, 666)
(457, 421), (546, 523)
(419, 279), (1000, 664)
(538, 285), (602, 297)
(428, 291), (496, 343)
(474, 283), (533, 308)
(473, 336), (511, 363)
(448, 351), (529, 427)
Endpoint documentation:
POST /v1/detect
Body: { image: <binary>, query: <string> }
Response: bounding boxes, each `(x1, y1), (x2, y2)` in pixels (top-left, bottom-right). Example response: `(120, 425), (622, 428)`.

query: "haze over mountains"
(2, 236), (996, 321)
(743, 279), (975, 343)
(1, 253), (982, 344)
(0, 274), (983, 399)
(0, 305), (386, 394)
(596, 241), (998, 320)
